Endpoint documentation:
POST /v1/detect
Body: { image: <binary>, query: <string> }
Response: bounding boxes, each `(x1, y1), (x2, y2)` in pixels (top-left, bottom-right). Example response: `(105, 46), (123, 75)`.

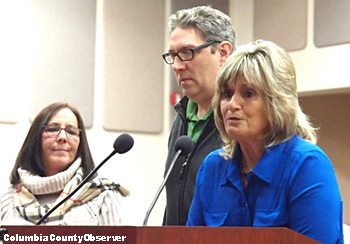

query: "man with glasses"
(163, 6), (236, 225)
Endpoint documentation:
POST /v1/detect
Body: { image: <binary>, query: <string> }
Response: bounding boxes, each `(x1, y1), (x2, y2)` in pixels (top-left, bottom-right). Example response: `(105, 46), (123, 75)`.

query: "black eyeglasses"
(43, 124), (81, 139)
(162, 41), (220, 65)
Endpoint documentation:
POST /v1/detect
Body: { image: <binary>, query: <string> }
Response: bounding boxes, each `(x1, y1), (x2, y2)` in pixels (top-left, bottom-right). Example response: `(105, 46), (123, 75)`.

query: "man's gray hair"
(169, 6), (236, 53)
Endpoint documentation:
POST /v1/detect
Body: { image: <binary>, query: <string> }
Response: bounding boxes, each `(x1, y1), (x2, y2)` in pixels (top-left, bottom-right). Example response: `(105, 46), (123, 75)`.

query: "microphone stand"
(143, 150), (182, 226)
(36, 150), (117, 225)
(0, 228), (7, 244)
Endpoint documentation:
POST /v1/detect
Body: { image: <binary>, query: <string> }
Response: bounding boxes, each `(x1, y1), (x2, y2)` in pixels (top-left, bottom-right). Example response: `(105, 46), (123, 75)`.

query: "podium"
(1, 225), (321, 244)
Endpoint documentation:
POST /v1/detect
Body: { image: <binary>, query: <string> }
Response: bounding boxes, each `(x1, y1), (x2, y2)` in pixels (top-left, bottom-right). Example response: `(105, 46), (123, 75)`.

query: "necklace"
(239, 161), (248, 177)
(239, 161), (248, 189)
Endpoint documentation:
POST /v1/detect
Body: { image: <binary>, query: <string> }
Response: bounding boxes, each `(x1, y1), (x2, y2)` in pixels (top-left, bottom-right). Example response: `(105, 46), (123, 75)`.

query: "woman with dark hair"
(187, 40), (343, 244)
(1, 102), (128, 225)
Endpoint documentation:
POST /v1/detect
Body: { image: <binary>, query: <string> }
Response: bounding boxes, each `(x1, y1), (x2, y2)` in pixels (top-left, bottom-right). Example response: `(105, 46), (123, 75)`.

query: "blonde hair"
(213, 40), (317, 159)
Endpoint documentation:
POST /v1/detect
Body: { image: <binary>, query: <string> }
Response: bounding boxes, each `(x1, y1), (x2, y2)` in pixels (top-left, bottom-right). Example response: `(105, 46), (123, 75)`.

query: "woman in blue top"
(187, 40), (343, 244)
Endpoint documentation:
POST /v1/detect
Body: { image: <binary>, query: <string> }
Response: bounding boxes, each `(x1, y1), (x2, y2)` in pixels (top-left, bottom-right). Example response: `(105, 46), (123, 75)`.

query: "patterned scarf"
(13, 160), (129, 224)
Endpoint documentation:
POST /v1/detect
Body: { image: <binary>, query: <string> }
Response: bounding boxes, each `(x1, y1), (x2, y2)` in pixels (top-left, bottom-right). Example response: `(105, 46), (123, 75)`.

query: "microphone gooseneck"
(36, 133), (134, 225)
(143, 135), (194, 226)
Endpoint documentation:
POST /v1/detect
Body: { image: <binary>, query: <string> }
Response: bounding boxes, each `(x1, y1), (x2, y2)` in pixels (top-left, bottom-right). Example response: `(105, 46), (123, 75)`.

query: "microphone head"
(174, 135), (194, 156)
(113, 133), (134, 154)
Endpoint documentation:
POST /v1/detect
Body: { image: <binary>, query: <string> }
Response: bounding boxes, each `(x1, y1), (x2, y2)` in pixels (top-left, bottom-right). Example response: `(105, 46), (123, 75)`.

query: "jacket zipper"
(177, 155), (191, 224)
(179, 157), (189, 179)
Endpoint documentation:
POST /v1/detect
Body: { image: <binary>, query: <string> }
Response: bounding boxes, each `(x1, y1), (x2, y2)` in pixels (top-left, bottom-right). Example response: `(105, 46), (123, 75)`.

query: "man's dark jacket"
(163, 96), (223, 225)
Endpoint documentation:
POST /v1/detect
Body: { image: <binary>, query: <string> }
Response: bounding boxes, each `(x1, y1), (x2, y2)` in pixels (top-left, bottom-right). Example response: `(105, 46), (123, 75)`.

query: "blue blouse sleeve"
(287, 151), (343, 244)
(186, 156), (207, 226)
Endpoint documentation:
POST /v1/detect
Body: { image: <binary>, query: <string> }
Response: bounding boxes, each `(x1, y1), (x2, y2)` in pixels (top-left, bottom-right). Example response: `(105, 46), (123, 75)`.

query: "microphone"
(36, 133), (134, 225)
(143, 135), (194, 226)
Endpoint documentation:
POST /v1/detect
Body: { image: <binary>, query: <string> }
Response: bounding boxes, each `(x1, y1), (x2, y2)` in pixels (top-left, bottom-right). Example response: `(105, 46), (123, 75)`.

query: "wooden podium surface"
(1, 225), (321, 244)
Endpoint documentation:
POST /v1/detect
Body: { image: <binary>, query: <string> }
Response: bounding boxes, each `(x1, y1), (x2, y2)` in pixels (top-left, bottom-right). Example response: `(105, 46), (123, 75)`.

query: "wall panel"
(29, 0), (96, 127)
(314, 0), (350, 47)
(254, 0), (307, 51)
(0, 1), (30, 124)
(102, 0), (165, 133)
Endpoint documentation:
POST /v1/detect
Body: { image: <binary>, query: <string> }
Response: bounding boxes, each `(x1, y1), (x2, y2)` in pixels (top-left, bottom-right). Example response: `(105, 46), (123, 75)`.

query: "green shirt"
(186, 100), (213, 143)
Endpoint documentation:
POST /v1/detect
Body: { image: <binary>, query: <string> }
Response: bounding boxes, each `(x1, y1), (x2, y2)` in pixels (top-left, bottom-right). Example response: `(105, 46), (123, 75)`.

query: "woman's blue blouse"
(187, 135), (343, 244)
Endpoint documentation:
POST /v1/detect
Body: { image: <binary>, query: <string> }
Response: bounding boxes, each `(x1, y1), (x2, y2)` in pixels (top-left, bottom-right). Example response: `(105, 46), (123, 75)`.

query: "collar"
(250, 145), (285, 184)
(221, 138), (290, 186)
(186, 99), (213, 122)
